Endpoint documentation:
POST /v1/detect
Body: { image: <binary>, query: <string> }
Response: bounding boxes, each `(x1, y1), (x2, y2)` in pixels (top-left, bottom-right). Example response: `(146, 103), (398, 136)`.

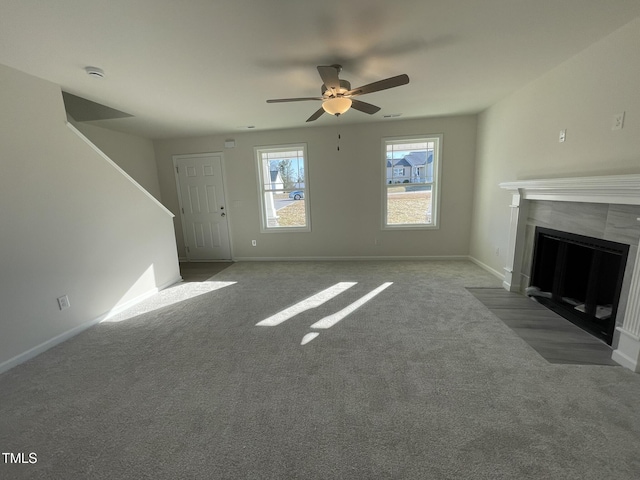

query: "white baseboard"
(102, 275), (182, 320)
(0, 315), (105, 375)
(611, 349), (638, 372)
(468, 256), (506, 281)
(0, 275), (182, 375)
(180, 259), (231, 263)
(611, 327), (640, 372)
(232, 255), (470, 262)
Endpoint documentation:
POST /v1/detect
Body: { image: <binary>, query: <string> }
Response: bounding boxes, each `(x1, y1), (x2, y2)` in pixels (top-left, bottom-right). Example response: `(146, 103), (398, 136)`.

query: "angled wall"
(72, 120), (162, 201)
(0, 63), (180, 371)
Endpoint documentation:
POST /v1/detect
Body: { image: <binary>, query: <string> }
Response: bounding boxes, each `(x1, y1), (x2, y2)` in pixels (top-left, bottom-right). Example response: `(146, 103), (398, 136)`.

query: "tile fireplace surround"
(500, 174), (640, 372)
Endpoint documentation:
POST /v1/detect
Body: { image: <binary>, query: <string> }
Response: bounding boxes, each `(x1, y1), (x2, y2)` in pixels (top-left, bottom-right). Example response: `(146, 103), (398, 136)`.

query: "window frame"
(255, 143), (311, 233)
(382, 134), (442, 230)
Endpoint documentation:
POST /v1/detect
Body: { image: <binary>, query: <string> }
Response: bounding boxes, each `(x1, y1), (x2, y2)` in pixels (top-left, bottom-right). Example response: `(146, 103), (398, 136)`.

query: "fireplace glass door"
(529, 227), (629, 345)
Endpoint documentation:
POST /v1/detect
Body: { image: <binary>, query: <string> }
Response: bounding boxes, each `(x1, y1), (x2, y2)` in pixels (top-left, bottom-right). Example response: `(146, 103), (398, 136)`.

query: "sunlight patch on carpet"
(311, 282), (393, 329)
(300, 332), (320, 345)
(255, 281), (394, 346)
(256, 282), (357, 327)
(102, 281), (237, 323)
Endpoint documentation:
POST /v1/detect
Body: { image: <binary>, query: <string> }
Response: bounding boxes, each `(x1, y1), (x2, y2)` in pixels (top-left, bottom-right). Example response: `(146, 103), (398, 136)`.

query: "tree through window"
(255, 144), (310, 232)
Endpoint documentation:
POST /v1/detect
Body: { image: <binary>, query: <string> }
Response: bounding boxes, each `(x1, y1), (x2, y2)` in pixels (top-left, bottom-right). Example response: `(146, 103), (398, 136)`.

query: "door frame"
(172, 152), (233, 262)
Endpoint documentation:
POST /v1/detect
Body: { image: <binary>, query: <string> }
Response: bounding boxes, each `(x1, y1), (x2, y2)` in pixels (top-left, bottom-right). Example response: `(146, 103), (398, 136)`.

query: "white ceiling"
(2, 0), (639, 139)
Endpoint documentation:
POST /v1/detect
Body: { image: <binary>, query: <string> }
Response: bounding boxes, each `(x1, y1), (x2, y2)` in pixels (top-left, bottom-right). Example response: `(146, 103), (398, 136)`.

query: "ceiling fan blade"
(317, 65), (341, 91)
(350, 99), (381, 115)
(267, 97), (323, 103)
(306, 107), (325, 122)
(347, 74), (409, 96)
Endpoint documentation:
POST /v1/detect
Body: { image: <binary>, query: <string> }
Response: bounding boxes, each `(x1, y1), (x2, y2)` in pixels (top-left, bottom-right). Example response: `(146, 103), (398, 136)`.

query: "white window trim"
(255, 143), (311, 233)
(382, 134), (443, 230)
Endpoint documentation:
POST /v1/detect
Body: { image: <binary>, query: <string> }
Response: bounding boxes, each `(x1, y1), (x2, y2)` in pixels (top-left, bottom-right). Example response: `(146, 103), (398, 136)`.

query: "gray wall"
(72, 121), (162, 200)
(470, 17), (640, 276)
(154, 115), (478, 260)
(0, 63), (180, 370)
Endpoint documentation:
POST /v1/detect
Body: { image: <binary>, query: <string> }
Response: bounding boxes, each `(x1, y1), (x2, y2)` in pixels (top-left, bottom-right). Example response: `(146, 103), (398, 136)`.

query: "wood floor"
(467, 288), (618, 366)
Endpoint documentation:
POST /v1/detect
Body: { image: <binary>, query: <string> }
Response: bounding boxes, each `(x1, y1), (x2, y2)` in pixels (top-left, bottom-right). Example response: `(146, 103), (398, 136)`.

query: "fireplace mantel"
(499, 174), (640, 372)
(500, 174), (640, 205)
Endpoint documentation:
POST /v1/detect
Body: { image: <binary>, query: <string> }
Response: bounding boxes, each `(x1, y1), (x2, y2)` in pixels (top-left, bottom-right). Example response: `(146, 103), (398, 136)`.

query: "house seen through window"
(384, 135), (441, 228)
(255, 144), (310, 232)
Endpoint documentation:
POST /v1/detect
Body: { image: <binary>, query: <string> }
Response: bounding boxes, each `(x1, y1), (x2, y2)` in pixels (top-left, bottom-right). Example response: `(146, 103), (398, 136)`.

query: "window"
(255, 144), (310, 232)
(393, 167), (406, 178)
(383, 135), (441, 228)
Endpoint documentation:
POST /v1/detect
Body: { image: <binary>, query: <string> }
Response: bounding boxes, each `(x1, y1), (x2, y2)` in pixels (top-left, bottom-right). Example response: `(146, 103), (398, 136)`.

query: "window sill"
(383, 224), (439, 231)
(260, 227), (311, 233)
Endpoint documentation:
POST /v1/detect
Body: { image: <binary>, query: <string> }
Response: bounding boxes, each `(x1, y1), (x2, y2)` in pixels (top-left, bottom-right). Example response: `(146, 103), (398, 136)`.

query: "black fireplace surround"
(529, 227), (629, 345)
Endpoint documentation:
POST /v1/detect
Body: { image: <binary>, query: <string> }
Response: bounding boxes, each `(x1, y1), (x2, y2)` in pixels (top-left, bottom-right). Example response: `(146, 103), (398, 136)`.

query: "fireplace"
(528, 227), (629, 345)
(499, 174), (640, 371)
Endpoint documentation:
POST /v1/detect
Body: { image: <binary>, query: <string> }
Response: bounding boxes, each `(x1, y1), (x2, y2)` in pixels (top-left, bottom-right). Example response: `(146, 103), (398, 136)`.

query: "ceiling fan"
(266, 65), (409, 122)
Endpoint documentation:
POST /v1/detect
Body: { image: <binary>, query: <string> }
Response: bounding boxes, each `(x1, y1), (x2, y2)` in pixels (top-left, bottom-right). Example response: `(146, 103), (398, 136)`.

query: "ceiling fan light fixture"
(322, 96), (352, 116)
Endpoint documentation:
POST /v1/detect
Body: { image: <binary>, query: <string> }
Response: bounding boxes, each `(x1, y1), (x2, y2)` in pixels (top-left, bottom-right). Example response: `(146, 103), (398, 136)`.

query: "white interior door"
(175, 153), (231, 261)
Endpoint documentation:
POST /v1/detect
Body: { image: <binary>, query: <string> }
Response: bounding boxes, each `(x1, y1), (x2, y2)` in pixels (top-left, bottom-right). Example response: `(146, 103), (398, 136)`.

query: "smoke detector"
(85, 66), (104, 78)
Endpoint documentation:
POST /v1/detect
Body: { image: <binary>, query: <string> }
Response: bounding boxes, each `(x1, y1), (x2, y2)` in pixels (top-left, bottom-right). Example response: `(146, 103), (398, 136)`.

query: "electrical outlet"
(559, 129), (566, 143)
(251, 240), (257, 247)
(495, 247), (500, 257)
(612, 112), (625, 130)
(374, 238), (379, 245)
(57, 295), (70, 310)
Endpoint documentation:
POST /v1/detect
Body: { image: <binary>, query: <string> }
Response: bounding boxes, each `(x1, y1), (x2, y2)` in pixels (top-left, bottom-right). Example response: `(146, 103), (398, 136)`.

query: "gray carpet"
(2, 260), (640, 479)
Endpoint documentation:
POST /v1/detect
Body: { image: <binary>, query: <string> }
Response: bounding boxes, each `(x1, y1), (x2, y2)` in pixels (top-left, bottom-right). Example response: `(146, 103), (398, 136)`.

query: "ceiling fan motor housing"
(322, 79), (351, 97)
